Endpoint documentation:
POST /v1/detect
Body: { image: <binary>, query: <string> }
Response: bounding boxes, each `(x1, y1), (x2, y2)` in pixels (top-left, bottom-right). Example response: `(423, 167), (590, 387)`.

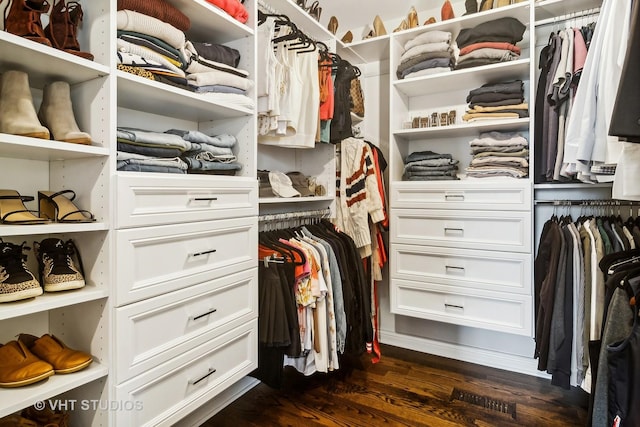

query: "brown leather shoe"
(22, 402), (69, 427)
(18, 334), (92, 374)
(0, 340), (54, 388)
(4, 0), (52, 47)
(44, 0), (94, 60)
(0, 414), (38, 427)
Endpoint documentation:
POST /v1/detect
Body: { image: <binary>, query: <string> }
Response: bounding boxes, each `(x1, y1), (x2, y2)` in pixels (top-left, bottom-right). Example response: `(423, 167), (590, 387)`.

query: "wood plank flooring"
(202, 344), (589, 426)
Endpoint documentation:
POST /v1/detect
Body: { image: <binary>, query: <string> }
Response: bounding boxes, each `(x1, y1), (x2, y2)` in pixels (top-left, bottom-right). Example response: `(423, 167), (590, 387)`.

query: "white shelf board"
(262, 0), (335, 42)
(0, 222), (108, 237)
(0, 31), (109, 88)
(0, 286), (108, 321)
(534, 0), (602, 22)
(117, 71), (253, 121)
(392, 2), (532, 46)
(391, 176), (532, 188)
(0, 362), (109, 419)
(393, 118), (530, 140)
(534, 182), (612, 189)
(259, 196), (334, 204)
(0, 133), (109, 161)
(165, 0), (254, 42)
(393, 59), (531, 97)
(338, 35), (390, 63)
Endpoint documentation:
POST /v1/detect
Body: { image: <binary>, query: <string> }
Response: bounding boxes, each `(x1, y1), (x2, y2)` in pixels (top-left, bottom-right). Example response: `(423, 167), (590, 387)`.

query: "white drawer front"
(116, 174), (257, 228)
(391, 181), (531, 211)
(114, 269), (257, 384)
(391, 209), (531, 252)
(391, 279), (532, 336)
(116, 217), (257, 306)
(391, 244), (531, 294)
(115, 321), (257, 427)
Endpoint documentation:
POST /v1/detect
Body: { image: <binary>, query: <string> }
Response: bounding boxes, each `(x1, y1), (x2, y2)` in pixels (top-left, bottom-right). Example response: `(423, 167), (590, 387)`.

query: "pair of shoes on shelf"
(394, 6), (419, 32)
(3, 0), (93, 60)
(0, 189), (95, 225)
(0, 333), (92, 388)
(0, 237), (86, 303)
(362, 15), (387, 40)
(0, 71), (92, 144)
(22, 401), (69, 427)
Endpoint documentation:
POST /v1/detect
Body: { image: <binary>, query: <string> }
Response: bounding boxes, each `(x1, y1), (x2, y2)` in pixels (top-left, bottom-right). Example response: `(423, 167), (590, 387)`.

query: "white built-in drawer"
(391, 209), (531, 252)
(391, 244), (531, 294)
(116, 173), (257, 228)
(115, 217), (257, 306)
(115, 320), (257, 427)
(391, 181), (531, 210)
(114, 268), (257, 384)
(391, 279), (532, 336)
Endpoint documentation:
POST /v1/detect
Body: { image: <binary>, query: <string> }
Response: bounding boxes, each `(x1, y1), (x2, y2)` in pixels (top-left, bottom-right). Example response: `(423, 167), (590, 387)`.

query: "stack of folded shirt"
(455, 17), (526, 70)
(463, 80), (528, 122)
(116, 0), (254, 109)
(396, 30), (454, 80)
(117, 127), (190, 174)
(466, 131), (529, 178)
(166, 129), (243, 175)
(403, 150), (459, 181)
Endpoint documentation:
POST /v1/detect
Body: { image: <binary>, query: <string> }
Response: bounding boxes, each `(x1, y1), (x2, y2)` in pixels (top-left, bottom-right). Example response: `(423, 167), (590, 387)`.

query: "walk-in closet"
(0, 0), (636, 425)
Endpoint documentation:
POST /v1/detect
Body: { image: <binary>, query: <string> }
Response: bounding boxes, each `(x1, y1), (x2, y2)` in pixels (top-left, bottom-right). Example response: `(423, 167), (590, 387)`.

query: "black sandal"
(38, 190), (96, 223)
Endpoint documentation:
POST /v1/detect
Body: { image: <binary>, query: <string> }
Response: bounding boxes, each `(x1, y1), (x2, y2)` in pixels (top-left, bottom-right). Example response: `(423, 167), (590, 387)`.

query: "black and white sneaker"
(0, 240), (42, 303)
(34, 238), (86, 292)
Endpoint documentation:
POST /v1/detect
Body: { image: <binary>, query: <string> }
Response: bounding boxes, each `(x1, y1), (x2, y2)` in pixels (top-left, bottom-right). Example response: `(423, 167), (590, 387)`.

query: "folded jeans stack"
(455, 17), (526, 70)
(396, 30), (454, 79)
(167, 129), (243, 175)
(116, 127), (189, 174)
(463, 79), (528, 122)
(466, 131), (529, 178)
(403, 150), (459, 181)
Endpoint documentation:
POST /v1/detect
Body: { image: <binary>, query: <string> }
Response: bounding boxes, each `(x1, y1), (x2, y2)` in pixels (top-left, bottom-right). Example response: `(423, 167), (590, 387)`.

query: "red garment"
(205, 0), (248, 24)
(459, 41), (521, 56)
(319, 58), (334, 120)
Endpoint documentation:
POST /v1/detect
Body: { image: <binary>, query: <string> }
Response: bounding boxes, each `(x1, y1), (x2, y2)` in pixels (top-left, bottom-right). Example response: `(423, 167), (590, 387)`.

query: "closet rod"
(535, 7), (600, 27)
(534, 200), (640, 206)
(258, 208), (331, 223)
(257, 0), (319, 42)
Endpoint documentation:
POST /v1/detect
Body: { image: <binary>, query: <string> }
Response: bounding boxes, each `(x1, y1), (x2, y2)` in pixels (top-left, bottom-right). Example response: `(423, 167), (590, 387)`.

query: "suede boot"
(38, 81), (92, 144)
(0, 70), (50, 139)
(4, 0), (52, 47)
(44, 0), (94, 60)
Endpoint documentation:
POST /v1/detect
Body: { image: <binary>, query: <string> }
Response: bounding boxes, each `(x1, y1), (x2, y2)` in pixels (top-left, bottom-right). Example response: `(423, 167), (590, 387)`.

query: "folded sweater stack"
(455, 17), (526, 70)
(466, 131), (529, 178)
(463, 79), (528, 122)
(116, 0), (253, 108)
(403, 150), (459, 181)
(396, 30), (454, 80)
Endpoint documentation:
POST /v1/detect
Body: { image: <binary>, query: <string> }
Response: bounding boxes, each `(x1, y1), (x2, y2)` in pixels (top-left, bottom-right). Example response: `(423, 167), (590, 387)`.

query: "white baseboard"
(175, 376), (261, 427)
(379, 329), (550, 379)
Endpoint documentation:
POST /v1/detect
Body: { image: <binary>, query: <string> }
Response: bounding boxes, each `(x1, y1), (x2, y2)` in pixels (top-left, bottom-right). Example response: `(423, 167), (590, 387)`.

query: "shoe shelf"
(0, 133), (109, 161)
(168, 0), (255, 41)
(117, 71), (254, 122)
(0, 288), (108, 322)
(393, 117), (530, 140)
(534, 0), (602, 22)
(393, 58), (531, 97)
(0, 223), (108, 237)
(338, 36), (390, 64)
(0, 32), (110, 88)
(0, 361), (109, 419)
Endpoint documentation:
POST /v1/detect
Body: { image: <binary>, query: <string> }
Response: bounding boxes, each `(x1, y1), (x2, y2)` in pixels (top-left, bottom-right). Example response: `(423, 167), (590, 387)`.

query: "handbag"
(350, 77), (365, 118)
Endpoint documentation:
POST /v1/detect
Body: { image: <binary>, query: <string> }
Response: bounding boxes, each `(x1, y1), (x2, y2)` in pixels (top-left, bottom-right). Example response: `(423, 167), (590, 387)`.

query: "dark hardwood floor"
(202, 344), (589, 426)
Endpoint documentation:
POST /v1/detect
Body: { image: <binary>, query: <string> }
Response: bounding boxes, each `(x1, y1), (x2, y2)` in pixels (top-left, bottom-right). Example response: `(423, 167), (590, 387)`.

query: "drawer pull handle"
(444, 228), (464, 233)
(445, 194), (465, 201)
(192, 249), (217, 257)
(444, 303), (464, 310)
(192, 197), (218, 201)
(191, 308), (217, 321)
(445, 266), (465, 272)
(189, 368), (217, 386)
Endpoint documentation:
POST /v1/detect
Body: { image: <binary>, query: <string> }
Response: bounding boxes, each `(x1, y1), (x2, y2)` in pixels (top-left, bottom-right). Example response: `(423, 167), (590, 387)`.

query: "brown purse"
(350, 77), (365, 118)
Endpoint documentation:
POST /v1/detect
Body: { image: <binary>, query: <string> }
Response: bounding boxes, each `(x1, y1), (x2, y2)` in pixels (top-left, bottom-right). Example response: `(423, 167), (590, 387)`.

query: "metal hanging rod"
(535, 7), (600, 27)
(258, 208), (331, 223)
(534, 200), (640, 206)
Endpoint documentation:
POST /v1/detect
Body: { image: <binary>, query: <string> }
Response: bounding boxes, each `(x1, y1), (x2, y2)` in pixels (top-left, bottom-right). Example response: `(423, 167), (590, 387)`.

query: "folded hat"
(286, 172), (314, 197)
(269, 171), (301, 198)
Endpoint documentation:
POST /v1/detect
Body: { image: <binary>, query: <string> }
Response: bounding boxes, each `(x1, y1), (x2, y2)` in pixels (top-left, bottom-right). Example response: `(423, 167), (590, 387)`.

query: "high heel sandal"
(0, 190), (49, 224)
(38, 190), (95, 223)
(307, 0), (322, 21)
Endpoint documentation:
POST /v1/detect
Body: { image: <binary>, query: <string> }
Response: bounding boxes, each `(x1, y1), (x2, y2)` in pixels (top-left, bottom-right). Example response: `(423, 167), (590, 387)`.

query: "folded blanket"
(467, 80), (523, 101)
(117, 0), (190, 31)
(205, 0), (248, 24)
(404, 30), (452, 51)
(459, 42), (521, 56)
(456, 17), (526, 49)
(457, 48), (519, 65)
(400, 42), (452, 65)
(187, 69), (254, 91)
(399, 58), (451, 79)
(117, 9), (185, 49)
(396, 52), (452, 78)
(117, 38), (185, 77)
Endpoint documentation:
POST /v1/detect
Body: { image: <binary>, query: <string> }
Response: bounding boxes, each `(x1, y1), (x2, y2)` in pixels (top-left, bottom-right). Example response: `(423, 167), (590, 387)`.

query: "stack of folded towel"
(455, 17), (526, 70)
(396, 30), (454, 80)
(403, 150), (459, 181)
(117, 127), (242, 175)
(466, 131), (529, 178)
(463, 80), (528, 122)
(116, 0), (254, 108)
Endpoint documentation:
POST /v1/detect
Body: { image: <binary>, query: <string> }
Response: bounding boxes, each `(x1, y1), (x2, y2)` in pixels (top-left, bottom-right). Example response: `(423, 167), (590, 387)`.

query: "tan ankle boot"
(38, 81), (92, 144)
(0, 70), (50, 139)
